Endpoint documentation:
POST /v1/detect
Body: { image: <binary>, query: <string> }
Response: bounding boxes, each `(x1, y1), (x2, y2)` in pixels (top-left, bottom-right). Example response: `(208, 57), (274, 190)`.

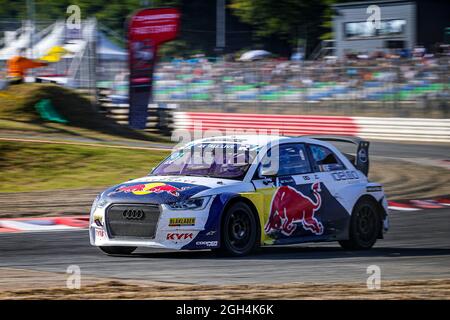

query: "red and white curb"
(388, 196), (450, 211)
(0, 216), (89, 233)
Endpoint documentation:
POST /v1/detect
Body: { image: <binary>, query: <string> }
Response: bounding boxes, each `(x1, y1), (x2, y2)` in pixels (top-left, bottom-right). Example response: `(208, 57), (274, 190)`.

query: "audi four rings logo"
(122, 209), (145, 220)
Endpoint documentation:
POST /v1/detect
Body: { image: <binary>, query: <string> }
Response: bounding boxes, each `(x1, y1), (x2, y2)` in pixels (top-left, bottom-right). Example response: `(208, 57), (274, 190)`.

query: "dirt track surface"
(0, 188), (102, 219)
(0, 268), (448, 299)
(0, 159), (448, 219)
(370, 159), (450, 200)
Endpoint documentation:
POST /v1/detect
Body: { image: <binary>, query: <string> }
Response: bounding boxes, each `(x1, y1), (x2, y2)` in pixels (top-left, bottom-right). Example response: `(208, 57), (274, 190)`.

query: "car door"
(306, 143), (356, 238)
(252, 142), (327, 245)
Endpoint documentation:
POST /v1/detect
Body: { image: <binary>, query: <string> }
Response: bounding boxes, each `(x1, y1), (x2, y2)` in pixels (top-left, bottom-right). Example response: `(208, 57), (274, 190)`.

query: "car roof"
(191, 135), (284, 146)
(188, 135), (328, 148)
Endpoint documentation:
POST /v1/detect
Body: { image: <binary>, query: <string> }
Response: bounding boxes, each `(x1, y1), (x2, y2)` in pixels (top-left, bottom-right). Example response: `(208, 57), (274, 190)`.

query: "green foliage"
(0, 1), (345, 57)
(229, 0), (336, 48)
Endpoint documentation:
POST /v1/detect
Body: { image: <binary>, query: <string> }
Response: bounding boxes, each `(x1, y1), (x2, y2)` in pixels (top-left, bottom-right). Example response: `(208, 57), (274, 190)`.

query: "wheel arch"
(353, 194), (386, 239)
(219, 195), (262, 246)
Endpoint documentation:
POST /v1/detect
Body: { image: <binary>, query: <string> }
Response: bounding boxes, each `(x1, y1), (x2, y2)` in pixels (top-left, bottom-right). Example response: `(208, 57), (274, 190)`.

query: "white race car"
(90, 135), (389, 256)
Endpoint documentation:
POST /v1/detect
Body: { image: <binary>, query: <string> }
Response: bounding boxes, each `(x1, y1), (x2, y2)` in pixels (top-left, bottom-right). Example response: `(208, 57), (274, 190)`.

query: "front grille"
(106, 204), (160, 239)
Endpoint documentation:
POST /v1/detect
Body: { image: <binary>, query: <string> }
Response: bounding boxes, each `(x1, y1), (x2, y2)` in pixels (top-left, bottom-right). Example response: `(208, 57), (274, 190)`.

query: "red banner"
(129, 8), (180, 45)
(128, 8), (180, 129)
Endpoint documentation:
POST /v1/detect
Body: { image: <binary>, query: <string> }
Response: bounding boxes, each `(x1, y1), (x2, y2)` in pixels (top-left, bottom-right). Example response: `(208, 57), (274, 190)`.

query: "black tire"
(339, 198), (381, 250)
(99, 246), (136, 255)
(218, 202), (259, 257)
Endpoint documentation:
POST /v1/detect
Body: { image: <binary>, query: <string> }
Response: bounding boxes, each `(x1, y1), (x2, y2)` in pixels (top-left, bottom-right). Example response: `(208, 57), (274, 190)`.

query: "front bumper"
(89, 198), (218, 250)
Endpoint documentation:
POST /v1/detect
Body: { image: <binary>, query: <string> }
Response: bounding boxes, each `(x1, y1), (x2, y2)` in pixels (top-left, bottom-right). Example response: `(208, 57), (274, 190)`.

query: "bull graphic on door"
(265, 182), (324, 236)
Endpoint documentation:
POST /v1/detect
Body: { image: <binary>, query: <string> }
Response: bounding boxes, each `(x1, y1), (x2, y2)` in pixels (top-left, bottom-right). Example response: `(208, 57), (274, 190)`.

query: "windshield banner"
(128, 7), (180, 129)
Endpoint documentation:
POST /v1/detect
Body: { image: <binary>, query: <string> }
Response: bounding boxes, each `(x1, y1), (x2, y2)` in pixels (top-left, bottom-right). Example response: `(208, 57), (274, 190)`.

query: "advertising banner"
(128, 8), (180, 129)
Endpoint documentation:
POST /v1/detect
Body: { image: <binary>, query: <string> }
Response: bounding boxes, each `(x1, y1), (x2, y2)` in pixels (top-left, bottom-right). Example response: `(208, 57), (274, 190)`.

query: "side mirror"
(258, 165), (278, 178)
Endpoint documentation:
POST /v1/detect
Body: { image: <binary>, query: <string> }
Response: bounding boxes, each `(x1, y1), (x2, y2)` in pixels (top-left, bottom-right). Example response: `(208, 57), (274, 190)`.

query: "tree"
(229, 0), (336, 54)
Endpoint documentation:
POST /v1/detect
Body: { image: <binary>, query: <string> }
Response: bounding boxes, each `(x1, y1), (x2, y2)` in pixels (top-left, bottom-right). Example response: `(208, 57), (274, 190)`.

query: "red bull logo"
(113, 182), (189, 196)
(265, 182), (323, 236)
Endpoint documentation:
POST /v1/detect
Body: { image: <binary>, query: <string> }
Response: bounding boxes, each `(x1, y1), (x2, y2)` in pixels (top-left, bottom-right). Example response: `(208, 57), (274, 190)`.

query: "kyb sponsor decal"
(169, 217), (196, 227)
(166, 233), (193, 240)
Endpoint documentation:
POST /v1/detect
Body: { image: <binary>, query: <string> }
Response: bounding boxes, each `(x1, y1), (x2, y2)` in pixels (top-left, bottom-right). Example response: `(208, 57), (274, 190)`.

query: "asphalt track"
(0, 137), (448, 286)
(0, 209), (449, 285)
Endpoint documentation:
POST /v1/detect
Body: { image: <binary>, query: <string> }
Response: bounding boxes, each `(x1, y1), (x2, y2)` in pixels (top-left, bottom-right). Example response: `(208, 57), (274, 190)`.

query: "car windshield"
(151, 142), (260, 180)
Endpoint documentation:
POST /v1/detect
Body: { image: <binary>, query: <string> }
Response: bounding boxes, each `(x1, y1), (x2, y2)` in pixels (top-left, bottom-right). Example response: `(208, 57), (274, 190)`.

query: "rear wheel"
(99, 246), (136, 255)
(339, 199), (381, 250)
(218, 202), (258, 257)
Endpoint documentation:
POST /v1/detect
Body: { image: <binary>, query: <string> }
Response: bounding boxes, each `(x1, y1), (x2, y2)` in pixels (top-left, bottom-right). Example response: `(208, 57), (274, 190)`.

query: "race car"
(89, 134), (389, 256)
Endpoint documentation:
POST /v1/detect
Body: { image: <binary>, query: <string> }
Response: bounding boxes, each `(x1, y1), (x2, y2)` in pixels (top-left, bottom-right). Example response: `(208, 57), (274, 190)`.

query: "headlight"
(164, 196), (212, 211)
(90, 195), (100, 216)
(90, 194), (107, 216)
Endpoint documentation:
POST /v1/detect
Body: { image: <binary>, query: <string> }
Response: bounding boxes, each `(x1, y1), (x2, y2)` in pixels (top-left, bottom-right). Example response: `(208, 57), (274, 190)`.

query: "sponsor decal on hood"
(103, 180), (211, 204)
(110, 182), (191, 197)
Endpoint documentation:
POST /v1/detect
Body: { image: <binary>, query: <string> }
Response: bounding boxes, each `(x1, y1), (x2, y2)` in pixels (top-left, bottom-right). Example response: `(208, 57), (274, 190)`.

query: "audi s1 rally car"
(89, 135), (389, 256)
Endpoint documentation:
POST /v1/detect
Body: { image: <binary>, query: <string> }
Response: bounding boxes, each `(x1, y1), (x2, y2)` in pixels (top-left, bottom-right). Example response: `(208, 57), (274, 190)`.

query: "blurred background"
(0, 0), (449, 300)
(0, 0), (448, 119)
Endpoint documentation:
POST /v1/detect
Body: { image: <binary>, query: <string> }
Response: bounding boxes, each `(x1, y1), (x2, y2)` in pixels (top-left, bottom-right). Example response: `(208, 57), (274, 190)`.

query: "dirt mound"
(0, 83), (163, 141)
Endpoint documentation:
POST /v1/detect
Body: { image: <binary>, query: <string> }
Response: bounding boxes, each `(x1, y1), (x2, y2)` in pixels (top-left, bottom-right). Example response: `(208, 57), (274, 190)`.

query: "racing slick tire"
(339, 198), (381, 250)
(99, 246), (137, 255)
(217, 202), (259, 257)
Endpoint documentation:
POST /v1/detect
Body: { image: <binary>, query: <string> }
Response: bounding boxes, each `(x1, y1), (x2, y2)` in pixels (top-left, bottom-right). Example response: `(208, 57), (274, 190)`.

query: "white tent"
(0, 20), (126, 61)
(31, 21), (65, 58)
(0, 28), (32, 60)
(97, 31), (127, 61)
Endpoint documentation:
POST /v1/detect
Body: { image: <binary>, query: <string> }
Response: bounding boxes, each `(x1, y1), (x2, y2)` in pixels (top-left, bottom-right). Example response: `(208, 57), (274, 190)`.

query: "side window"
(269, 143), (312, 176)
(309, 144), (346, 172)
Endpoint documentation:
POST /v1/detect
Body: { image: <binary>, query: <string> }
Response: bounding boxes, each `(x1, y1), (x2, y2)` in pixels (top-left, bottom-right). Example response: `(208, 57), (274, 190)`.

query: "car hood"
(101, 175), (243, 204)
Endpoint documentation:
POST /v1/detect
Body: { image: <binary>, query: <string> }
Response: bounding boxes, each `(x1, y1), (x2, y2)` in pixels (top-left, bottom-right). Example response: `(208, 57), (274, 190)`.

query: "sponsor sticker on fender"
(169, 217), (196, 227)
(166, 233), (193, 240)
(95, 228), (106, 240)
(196, 241), (218, 247)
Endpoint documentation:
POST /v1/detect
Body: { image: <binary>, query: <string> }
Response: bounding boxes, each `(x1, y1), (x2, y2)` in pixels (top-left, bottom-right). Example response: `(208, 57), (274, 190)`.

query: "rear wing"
(303, 135), (370, 176)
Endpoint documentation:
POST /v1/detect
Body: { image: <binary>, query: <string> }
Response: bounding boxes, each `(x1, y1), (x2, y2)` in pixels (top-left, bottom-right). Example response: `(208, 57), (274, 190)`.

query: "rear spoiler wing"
(303, 135), (370, 176)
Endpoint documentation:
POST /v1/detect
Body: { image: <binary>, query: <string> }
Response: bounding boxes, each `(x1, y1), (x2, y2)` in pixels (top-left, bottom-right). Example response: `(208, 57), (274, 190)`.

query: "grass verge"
(0, 83), (169, 143)
(0, 140), (169, 192)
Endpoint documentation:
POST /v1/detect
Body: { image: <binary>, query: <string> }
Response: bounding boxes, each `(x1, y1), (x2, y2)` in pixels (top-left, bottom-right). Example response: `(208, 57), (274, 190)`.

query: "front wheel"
(339, 199), (381, 250)
(218, 202), (259, 257)
(99, 246), (137, 255)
